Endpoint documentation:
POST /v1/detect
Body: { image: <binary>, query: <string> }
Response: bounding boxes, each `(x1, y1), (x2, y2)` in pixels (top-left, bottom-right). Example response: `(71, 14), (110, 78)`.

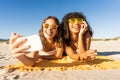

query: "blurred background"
(0, 0), (120, 39)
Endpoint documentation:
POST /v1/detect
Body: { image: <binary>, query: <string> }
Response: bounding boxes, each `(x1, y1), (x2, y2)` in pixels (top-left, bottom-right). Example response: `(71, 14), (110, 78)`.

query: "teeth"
(73, 26), (79, 29)
(46, 31), (52, 36)
(73, 25), (80, 30)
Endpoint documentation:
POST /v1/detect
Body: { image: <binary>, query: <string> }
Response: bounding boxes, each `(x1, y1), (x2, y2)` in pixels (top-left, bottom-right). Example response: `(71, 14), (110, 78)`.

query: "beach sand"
(0, 39), (120, 80)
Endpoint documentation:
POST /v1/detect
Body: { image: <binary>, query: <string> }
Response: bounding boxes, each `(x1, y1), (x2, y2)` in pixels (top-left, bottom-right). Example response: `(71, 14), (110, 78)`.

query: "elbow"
(55, 55), (62, 59)
(69, 56), (78, 61)
(23, 62), (36, 67)
(68, 54), (79, 61)
(26, 63), (35, 67)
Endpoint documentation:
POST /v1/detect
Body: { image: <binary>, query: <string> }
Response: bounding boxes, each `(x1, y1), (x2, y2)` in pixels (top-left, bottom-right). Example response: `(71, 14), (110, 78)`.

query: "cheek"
(43, 29), (46, 34)
(53, 30), (57, 37)
(68, 24), (73, 31)
(43, 29), (47, 37)
(69, 25), (76, 33)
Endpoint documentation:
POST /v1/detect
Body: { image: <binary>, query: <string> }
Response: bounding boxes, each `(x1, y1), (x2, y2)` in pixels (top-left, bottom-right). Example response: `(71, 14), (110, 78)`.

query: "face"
(43, 18), (58, 39)
(68, 18), (83, 34)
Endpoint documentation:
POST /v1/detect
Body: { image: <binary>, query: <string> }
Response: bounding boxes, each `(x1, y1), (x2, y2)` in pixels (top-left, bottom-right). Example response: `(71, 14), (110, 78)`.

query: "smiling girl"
(9, 16), (64, 66)
(61, 12), (97, 61)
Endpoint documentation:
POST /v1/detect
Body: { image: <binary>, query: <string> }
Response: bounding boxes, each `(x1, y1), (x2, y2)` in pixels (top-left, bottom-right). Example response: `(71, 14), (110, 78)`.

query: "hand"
(86, 50), (97, 61)
(79, 20), (88, 36)
(9, 32), (30, 58)
(79, 50), (97, 61)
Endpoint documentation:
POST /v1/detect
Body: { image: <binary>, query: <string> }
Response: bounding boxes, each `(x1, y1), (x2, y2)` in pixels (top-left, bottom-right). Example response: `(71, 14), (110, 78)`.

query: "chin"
(45, 36), (52, 39)
(73, 30), (80, 33)
(45, 35), (54, 39)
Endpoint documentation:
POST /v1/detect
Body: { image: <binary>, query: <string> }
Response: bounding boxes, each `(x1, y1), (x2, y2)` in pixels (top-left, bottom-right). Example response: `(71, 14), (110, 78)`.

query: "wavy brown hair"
(39, 16), (63, 49)
(61, 12), (93, 46)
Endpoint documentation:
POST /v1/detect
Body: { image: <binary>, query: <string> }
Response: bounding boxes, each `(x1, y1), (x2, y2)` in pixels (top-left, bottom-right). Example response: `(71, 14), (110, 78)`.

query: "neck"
(47, 38), (54, 44)
(70, 32), (78, 42)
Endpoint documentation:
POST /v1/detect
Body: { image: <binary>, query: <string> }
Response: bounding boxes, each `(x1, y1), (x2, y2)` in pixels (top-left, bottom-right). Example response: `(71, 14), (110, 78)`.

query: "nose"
(47, 26), (52, 31)
(74, 21), (79, 25)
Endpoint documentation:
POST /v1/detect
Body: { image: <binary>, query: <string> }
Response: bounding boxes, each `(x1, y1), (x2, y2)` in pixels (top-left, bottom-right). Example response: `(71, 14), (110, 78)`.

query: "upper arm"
(84, 32), (91, 50)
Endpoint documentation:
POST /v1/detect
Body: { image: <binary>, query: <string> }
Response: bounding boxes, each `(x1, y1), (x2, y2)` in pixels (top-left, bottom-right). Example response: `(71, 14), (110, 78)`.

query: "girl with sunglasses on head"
(9, 16), (64, 66)
(61, 12), (97, 61)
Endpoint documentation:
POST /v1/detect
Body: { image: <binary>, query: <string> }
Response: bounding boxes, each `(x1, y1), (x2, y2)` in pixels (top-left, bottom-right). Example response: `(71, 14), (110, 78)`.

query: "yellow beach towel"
(6, 56), (120, 72)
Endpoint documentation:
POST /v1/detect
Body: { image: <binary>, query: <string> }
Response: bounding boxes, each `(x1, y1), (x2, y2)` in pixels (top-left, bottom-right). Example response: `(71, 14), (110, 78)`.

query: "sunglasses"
(43, 23), (58, 29)
(68, 18), (83, 24)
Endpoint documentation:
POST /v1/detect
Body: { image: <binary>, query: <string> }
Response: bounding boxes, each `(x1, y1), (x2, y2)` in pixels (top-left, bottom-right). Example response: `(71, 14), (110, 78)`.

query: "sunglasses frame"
(43, 23), (58, 29)
(68, 18), (83, 24)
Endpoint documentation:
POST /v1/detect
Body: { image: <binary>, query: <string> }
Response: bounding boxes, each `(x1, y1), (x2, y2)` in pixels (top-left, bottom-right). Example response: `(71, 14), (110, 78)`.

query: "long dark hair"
(61, 12), (93, 46)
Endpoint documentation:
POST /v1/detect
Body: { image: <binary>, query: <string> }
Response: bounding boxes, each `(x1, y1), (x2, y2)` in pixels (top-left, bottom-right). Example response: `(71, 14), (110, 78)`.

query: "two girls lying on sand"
(9, 12), (97, 66)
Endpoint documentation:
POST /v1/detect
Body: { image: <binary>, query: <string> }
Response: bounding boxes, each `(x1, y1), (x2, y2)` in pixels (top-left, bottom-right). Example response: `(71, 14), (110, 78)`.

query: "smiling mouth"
(72, 25), (81, 30)
(45, 31), (53, 36)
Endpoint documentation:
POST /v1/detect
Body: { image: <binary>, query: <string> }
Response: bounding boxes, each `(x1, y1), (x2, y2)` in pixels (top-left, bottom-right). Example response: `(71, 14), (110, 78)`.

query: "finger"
(86, 50), (97, 56)
(9, 32), (16, 45)
(90, 55), (96, 60)
(10, 37), (27, 50)
(87, 51), (97, 59)
(81, 23), (85, 28)
(82, 21), (88, 27)
(86, 56), (93, 61)
(87, 53), (95, 57)
(11, 45), (30, 54)
(87, 55), (96, 61)
(94, 49), (97, 52)
(11, 32), (23, 43)
(11, 32), (16, 37)
(9, 33), (22, 45)
(81, 24), (87, 31)
(82, 21), (88, 31)
(90, 53), (97, 57)
(86, 50), (96, 54)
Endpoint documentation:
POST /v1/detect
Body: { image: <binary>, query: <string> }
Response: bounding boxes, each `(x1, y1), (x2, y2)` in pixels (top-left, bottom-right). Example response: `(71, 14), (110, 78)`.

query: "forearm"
(77, 35), (86, 54)
(43, 50), (63, 59)
(65, 47), (79, 61)
(68, 53), (80, 61)
(55, 47), (63, 59)
(39, 50), (57, 59)
(17, 55), (36, 66)
(39, 49), (62, 59)
(39, 50), (56, 56)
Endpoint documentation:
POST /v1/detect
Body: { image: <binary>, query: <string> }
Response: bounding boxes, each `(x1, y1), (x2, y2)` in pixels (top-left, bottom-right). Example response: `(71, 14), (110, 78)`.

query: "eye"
(68, 18), (75, 23)
(51, 24), (57, 29)
(43, 23), (49, 28)
(78, 18), (82, 22)
(77, 18), (83, 24)
(71, 18), (75, 21)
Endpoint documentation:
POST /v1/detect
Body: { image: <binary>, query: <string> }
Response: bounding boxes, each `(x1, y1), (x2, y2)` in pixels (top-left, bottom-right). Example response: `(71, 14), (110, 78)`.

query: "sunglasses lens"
(68, 18), (82, 24)
(43, 23), (49, 28)
(77, 18), (83, 23)
(43, 23), (57, 29)
(51, 24), (57, 29)
(68, 18), (75, 23)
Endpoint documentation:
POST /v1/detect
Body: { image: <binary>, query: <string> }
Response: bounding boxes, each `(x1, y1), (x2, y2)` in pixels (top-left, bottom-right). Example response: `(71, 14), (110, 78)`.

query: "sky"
(0, 0), (120, 39)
